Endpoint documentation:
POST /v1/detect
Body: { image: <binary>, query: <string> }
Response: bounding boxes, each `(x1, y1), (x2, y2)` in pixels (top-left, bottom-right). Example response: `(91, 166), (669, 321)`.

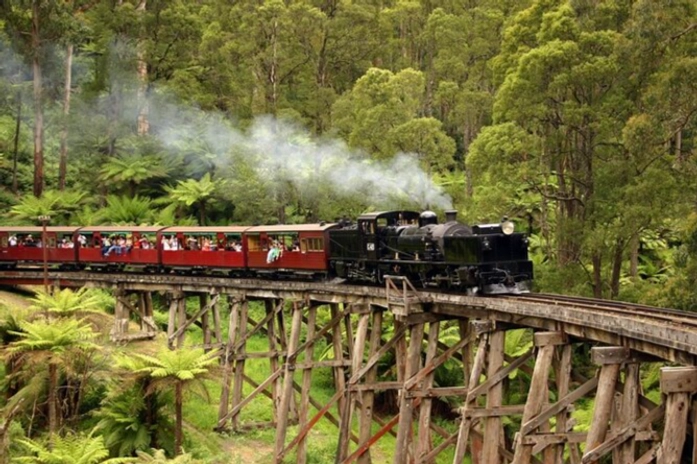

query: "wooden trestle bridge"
(2, 270), (697, 464)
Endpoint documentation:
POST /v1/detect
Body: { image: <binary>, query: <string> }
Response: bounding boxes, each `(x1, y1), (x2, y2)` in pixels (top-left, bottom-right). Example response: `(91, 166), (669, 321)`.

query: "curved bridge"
(1, 270), (696, 464)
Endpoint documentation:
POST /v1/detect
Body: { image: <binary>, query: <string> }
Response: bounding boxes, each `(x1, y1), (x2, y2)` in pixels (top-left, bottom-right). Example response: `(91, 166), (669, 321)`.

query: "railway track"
(506, 292), (697, 329)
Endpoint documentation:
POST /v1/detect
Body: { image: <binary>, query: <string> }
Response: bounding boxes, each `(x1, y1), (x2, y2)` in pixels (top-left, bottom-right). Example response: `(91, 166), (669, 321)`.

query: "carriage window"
(377, 218), (388, 229)
(1, 237), (7, 248)
(267, 234), (299, 251)
(301, 238), (324, 252)
(136, 234), (154, 249)
(360, 221), (375, 235)
(224, 234), (242, 251)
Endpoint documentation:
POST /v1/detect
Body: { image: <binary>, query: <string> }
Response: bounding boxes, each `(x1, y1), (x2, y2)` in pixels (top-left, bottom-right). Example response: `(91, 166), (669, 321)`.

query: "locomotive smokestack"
(445, 210), (457, 223)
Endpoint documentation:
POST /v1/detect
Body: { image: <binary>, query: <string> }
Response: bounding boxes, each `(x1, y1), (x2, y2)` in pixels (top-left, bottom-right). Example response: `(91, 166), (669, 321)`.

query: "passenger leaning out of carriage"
(186, 236), (198, 250)
(101, 236), (111, 255)
(8, 235), (17, 247)
(202, 237), (212, 251)
(169, 236), (180, 251)
(104, 236), (126, 256)
(139, 236), (151, 249)
(266, 240), (283, 263)
(24, 235), (36, 247)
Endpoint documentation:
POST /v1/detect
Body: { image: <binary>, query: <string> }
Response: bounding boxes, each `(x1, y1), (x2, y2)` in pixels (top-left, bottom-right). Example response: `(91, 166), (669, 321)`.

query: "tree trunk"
(32, 0), (44, 198)
(610, 239), (624, 299)
(58, 44), (73, 191)
(592, 251), (602, 299)
(12, 92), (21, 195)
(199, 201), (206, 226)
(48, 362), (58, 442)
(136, 0), (149, 135)
(267, 18), (279, 115)
(174, 381), (183, 456)
(174, 382), (184, 456)
(629, 233), (639, 279)
(675, 129), (684, 164)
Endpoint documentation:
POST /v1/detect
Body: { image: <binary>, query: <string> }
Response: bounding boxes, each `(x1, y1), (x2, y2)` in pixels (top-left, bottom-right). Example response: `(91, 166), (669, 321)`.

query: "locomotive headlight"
(501, 220), (515, 235)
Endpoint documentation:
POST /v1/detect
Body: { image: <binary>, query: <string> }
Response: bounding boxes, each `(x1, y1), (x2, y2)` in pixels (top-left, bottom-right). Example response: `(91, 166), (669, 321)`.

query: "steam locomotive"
(0, 210), (533, 295)
(329, 210), (532, 294)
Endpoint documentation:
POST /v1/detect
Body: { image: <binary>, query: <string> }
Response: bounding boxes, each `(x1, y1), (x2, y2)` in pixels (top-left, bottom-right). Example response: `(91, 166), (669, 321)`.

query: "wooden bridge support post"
(166, 291), (187, 349)
(583, 346), (627, 464)
(137, 292), (153, 335)
(266, 299), (282, 424)
(393, 320), (425, 464)
(453, 321), (492, 464)
(110, 285), (129, 341)
(274, 300), (303, 463)
(200, 294), (211, 350)
(277, 299), (299, 423)
(331, 303), (349, 423)
(615, 361), (641, 464)
(337, 305), (370, 462)
(512, 331), (564, 464)
(657, 367), (697, 464)
(553, 343), (574, 464)
(110, 288), (158, 341)
(217, 294), (239, 429)
(416, 320), (440, 463)
(357, 307), (383, 464)
(176, 294), (187, 348)
(481, 328), (506, 464)
(296, 304), (318, 464)
(230, 299), (249, 431)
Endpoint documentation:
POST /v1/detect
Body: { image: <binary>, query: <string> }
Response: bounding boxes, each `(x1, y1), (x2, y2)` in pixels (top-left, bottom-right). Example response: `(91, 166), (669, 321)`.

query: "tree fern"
(14, 431), (134, 464)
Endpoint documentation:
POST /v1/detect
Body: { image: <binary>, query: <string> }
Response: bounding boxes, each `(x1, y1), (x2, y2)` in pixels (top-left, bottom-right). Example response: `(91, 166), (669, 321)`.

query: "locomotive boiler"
(328, 210), (533, 294)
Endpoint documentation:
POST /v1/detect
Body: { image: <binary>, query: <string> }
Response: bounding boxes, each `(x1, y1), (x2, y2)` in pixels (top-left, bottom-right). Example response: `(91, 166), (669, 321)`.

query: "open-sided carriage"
(0, 227), (80, 269)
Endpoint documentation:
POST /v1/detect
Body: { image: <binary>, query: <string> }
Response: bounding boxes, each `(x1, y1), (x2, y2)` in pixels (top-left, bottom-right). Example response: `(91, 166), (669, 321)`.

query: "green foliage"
(8, 190), (87, 225)
(95, 387), (161, 457)
(28, 288), (106, 318)
(135, 349), (218, 385)
(14, 431), (134, 464)
(159, 174), (223, 226)
(7, 318), (99, 360)
(99, 154), (169, 198)
(98, 195), (157, 226)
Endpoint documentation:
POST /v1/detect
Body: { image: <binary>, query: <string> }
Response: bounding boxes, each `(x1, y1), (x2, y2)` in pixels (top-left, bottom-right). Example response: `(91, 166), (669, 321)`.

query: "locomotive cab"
(356, 211), (421, 261)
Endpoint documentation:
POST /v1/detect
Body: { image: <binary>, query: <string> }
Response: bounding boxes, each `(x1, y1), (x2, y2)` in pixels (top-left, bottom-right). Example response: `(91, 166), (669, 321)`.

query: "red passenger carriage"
(159, 226), (248, 273)
(77, 226), (164, 270)
(244, 223), (337, 278)
(0, 227), (79, 269)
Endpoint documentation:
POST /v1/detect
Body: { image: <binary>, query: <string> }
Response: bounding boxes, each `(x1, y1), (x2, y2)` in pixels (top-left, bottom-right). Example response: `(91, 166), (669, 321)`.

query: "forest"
(0, 0), (696, 462)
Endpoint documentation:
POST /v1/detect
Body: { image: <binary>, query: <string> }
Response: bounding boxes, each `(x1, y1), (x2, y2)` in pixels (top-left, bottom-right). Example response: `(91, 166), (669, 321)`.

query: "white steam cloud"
(155, 106), (453, 211)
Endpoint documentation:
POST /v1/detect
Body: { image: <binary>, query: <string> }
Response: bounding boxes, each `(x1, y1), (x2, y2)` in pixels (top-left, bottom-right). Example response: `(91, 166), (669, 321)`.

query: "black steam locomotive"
(328, 210), (533, 294)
